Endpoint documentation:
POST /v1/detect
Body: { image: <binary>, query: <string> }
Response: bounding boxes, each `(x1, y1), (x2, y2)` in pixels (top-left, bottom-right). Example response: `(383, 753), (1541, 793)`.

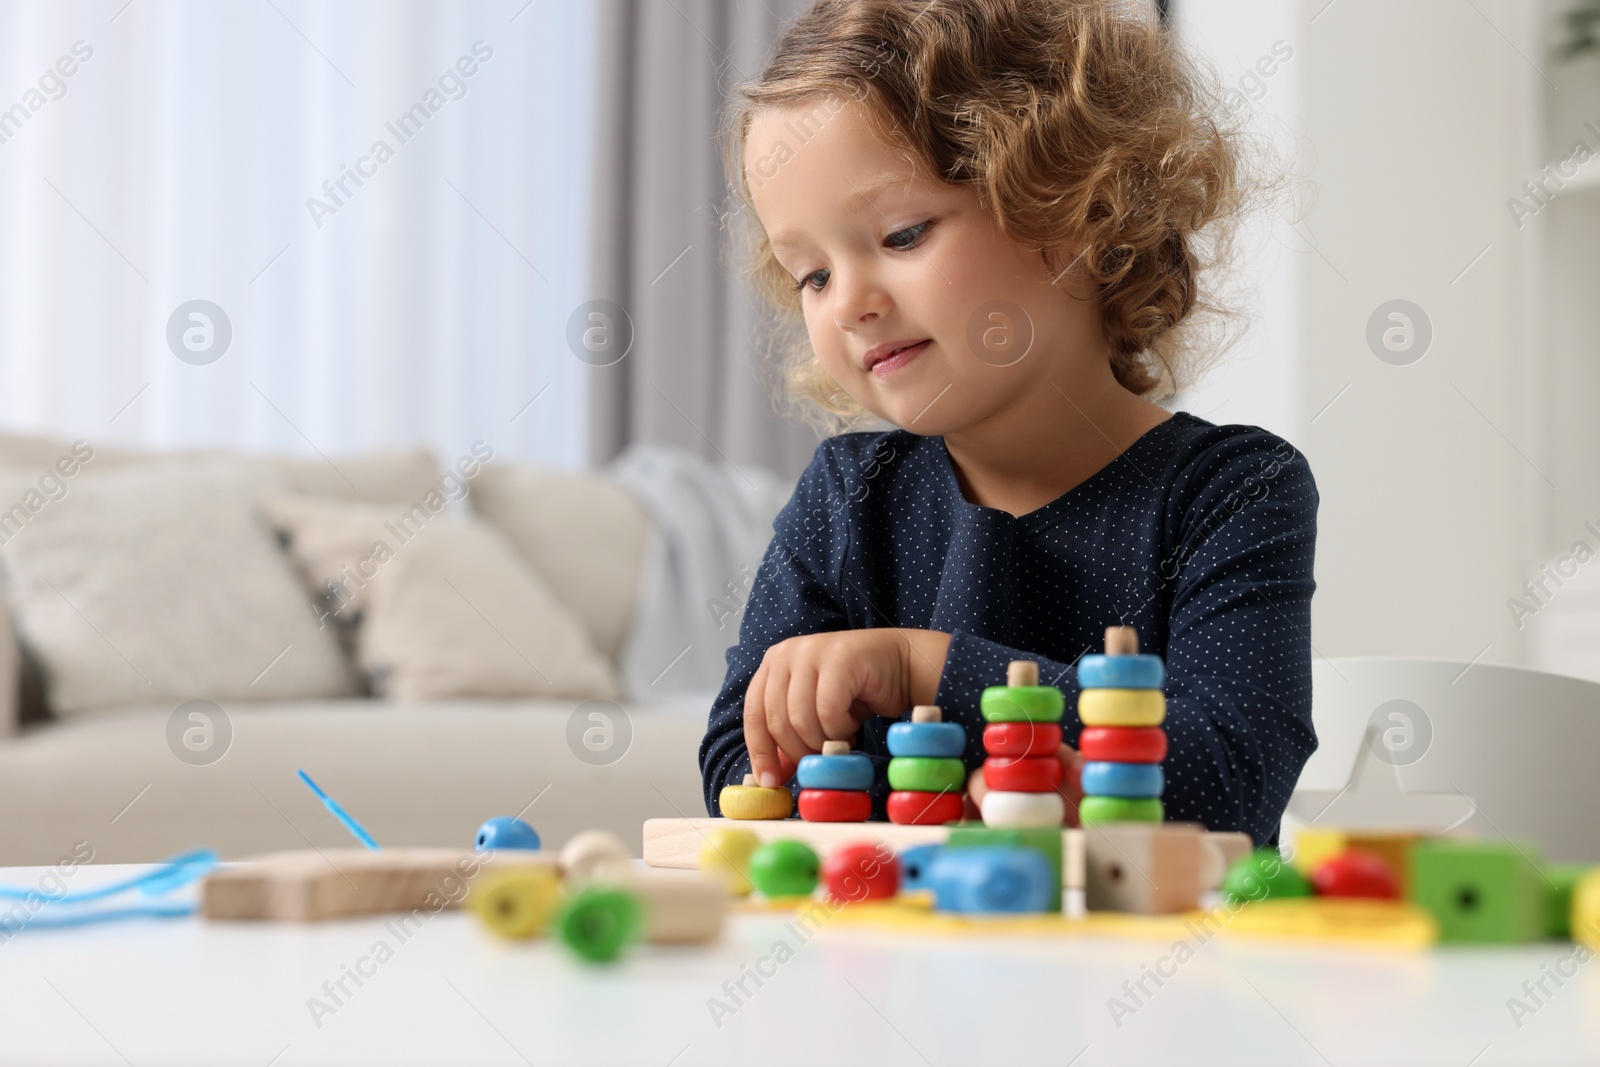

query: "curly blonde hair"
(721, 0), (1259, 436)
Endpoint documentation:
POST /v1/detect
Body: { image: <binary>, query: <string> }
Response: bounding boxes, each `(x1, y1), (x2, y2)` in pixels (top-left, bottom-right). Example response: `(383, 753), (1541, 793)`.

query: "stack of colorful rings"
(885, 705), (967, 825)
(978, 660), (1066, 828)
(1076, 626), (1166, 825)
(796, 740), (873, 822)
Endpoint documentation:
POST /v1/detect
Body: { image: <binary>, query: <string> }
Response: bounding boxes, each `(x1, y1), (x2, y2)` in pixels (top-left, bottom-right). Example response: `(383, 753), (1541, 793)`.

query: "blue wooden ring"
(886, 721), (967, 758)
(795, 753), (874, 792)
(1076, 654), (1165, 690)
(1080, 761), (1165, 798)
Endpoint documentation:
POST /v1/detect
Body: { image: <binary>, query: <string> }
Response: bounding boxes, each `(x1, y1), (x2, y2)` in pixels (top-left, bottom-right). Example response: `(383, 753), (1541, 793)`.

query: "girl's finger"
(786, 665), (827, 752)
(742, 662), (782, 787)
(764, 663), (809, 775)
(814, 667), (861, 741)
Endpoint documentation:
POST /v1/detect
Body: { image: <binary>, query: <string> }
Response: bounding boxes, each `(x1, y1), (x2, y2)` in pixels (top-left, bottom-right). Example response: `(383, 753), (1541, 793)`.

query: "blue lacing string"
(0, 848), (218, 932)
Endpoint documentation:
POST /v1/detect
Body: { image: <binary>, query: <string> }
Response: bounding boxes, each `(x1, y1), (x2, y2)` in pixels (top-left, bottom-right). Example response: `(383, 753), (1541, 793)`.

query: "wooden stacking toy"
(885, 705), (968, 825)
(796, 740), (873, 822)
(978, 661), (1067, 828)
(1076, 626), (1166, 826)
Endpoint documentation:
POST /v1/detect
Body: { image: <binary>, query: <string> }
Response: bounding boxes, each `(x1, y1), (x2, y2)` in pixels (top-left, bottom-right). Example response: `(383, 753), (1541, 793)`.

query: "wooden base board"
(202, 848), (556, 922)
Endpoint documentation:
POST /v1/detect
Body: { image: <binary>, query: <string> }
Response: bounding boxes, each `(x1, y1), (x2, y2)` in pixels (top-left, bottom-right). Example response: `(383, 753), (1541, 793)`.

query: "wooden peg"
(1006, 660), (1039, 687)
(1105, 626), (1139, 656)
(821, 740), (850, 756)
(911, 705), (942, 723)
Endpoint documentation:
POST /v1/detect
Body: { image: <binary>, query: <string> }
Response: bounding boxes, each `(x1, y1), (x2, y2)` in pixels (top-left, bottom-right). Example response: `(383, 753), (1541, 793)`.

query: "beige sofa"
(0, 432), (714, 865)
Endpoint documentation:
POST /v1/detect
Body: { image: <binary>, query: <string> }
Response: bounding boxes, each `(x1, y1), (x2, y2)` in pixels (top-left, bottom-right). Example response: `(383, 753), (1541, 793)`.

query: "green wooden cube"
(946, 823), (1062, 905)
(1410, 840), (1544, 943)
(1542, 863), (1588, 939)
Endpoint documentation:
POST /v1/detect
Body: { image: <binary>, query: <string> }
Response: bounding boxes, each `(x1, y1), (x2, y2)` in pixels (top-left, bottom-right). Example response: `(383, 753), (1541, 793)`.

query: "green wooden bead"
(1077, 796), (1163, 826)
(747, 839), (820, 898)
(980, 685), (1065, 723)
(556, 886), (642, 962)
(1220, 847), (1312, 906)
(1411, 839), (1544, 943)
(887, 757), (966, 793)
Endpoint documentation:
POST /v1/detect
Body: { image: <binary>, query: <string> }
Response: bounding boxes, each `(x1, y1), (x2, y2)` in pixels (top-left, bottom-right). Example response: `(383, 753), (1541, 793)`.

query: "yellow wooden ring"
(1077, 688), (1166, 727)
(718, 784), (794, 820)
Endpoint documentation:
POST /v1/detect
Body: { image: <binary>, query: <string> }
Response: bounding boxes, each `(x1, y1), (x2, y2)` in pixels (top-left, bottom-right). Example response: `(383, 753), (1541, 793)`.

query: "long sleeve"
(697, 444), (853, 815)
(1157, 433), (1319, 845)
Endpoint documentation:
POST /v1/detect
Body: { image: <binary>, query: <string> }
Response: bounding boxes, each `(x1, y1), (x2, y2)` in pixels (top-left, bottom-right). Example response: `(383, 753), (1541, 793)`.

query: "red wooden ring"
(797, 789), (872, 823)
(886, 790), (965, 826)
(982, 722), (1063, 759)
(982, 755), (1062, 792)
(1078, 726), (1168, 764)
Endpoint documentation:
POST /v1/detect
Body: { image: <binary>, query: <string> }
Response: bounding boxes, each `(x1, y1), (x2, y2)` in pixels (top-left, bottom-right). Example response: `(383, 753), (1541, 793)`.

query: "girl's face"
(744, 95), (1101, 436)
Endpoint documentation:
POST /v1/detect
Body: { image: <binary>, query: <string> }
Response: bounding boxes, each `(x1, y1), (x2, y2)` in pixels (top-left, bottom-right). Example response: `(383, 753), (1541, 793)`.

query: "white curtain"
(0, 0), (596, 469)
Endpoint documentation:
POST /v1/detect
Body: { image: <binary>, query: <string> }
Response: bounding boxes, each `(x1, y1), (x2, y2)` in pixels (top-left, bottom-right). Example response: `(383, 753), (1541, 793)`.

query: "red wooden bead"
(797, 789), (872, 822)
(982, 755), (1062, 792)
(1078, 726), (1168, 764)
(822, 842), (900, 903)
(982, 722), (1063, 759)
(1311, 849), (1401, 900)
(887, 790), (965, 825)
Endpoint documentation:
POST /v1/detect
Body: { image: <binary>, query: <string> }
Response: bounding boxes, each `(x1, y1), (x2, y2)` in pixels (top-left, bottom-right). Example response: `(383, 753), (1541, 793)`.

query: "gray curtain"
(587, 0), (824, 480)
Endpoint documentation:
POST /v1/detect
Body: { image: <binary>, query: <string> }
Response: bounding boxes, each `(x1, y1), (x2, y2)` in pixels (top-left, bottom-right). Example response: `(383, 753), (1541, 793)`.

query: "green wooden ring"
(886, 757), (966, 793)
(980, 685), (1065, 723)
(556, 886), (642, 962)
(1078, 796), (1164, 826)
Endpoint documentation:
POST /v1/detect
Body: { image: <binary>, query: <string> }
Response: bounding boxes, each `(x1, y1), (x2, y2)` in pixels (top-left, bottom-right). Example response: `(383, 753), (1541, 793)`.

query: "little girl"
(698, 0), (1318, 846)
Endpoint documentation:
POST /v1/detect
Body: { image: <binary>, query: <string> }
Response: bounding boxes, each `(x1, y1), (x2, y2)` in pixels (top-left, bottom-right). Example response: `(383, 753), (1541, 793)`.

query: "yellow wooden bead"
(1573, 869), (1600, 949)
(473, 866), (563, 939)
(718, 775), (794, 820)
(1077, 688), (1166, 727)
(699, 828), (761, 895)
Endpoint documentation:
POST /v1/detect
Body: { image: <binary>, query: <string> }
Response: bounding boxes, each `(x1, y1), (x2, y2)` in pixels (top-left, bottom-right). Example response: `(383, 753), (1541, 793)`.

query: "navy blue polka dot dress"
(698, 411), (1319, 846)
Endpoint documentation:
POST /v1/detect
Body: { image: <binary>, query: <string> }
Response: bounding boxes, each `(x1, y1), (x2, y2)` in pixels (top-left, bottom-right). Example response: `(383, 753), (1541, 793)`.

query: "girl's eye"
(790, 219), (936, 294)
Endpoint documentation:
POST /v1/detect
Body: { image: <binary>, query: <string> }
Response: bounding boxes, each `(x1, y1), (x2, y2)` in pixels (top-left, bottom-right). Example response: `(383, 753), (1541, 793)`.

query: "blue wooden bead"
(898, 844), (944, 891)
(795, 752), (874, 791)
(1076, 653), (1165, 690)
(1080, 761), (1165, 798)
(886, 721), (967, 758)
(475, 816), (541, 851)
(928, 846), (1054, 914)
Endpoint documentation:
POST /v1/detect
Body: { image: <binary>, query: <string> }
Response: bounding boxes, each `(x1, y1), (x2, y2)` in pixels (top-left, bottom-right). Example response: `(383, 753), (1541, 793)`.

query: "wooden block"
(947, 824), (1063, 903)
(911, 705), (942, 723)
(1200, 832), (1252, 890)
(597, 867), (726, 944)
(821, 740), (850, 756)
(202, 848), (554, 921)
(1083, 823), (1204, 914)
(1410, 839), (1545, 943)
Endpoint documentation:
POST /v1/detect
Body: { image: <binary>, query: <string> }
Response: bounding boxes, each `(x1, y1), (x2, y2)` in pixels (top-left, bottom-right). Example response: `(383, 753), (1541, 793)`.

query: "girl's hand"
(963, 744), (1084, 827)
(743, 628), (951, 787)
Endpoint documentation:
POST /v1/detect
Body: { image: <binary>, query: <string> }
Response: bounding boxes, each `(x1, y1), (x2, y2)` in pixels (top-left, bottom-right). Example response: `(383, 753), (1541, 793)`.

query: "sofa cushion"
(0, 429), (446, 506)
(262, 493), (622, 702)
(0, 461), (362, 715)
(467, 464), (650, 662)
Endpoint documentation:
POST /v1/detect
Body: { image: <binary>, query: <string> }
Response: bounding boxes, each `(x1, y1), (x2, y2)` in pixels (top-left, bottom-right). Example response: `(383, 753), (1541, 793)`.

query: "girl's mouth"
(870, 340), (931, 378)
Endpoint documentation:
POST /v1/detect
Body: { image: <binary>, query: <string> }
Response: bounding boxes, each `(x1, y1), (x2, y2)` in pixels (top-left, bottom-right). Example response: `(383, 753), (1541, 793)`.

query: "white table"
(0, 864), (1594, 1066)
